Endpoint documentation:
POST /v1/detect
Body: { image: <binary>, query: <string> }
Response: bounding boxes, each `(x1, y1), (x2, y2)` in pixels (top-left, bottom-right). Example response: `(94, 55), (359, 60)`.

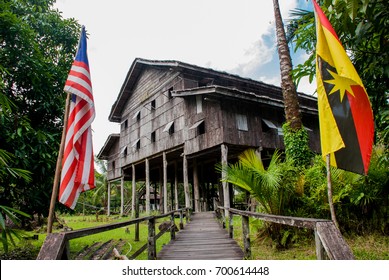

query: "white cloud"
(54, 0), (314, 152)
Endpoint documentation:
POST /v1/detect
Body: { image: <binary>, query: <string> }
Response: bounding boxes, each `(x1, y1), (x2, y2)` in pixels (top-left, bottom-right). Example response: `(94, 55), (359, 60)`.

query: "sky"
(54, 0), (315, 154)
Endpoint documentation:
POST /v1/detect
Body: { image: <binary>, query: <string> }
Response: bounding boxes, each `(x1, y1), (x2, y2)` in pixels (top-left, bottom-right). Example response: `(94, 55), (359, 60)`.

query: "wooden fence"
(216, 207), (355, 260)
(37, 208), (191, 260)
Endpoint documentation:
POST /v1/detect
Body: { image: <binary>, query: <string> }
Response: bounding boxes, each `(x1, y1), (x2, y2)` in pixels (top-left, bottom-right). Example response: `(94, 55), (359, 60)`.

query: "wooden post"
(47, 93), (71, 234)
(135, 191), (140, 242)
(62, 240), (70, 260)
(315, 229), (326, 260)
(147, 217), (156, 260)
(228, 212), (234, 238)
(221, 144), (230, 217)
(120, 176), (124, 216)
(131, 164), (136, 218)
(179, 209), (184, 230)
(242, 215), (251, 259)
(185, 208), (190, 223)
(174, 162), (179, 210)
(193, 159), (200, 212)
(170, 212), (176, 240)
(107, 181), (111, 216)
(163, 152), (168, 214)
(145, 158), (150, 214)
(183, 154), (190, 208)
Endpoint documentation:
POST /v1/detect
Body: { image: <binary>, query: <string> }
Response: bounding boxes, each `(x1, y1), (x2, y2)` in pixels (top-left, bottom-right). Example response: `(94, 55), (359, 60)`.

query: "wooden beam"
(226, 207), (326, 229)
(131, 164), (136, 218)
(163, 152), (168, 214)
(148, 218), (156, 260)
(145, 158), (150, 214)
(37, 233), (67, 260)
(120, 176), (124, 216)
(315, 221), (354, 260)
(174, 162), (179, 210)
(221, 144), (230, 217)
(242, 215), (251, 259)
(107, 181), (111, 216)
(183, 154), (190, 208)
(193, 159), (200, 212)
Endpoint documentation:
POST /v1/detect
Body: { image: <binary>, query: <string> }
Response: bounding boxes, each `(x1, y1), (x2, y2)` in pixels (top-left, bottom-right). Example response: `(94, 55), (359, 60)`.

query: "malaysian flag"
(59, 26), (95, 209)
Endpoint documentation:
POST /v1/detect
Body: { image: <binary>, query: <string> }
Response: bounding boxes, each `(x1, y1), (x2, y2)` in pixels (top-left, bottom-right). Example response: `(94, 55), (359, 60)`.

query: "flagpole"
(46, 26), (85, 234)
(47, 92), (71, 234)
(326, 154), (339, 228)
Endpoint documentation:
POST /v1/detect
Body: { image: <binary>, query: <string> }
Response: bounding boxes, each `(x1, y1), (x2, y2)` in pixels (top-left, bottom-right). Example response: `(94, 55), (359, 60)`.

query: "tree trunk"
(273, 0), (302, 131)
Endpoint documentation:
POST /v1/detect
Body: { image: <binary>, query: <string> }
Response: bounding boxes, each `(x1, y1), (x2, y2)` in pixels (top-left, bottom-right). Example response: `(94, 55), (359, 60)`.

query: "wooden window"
(262, 119), (283, 135)
(163, 121), (175, 135)
(132, 138), (140, 150)
(120, 146), (127, 157)
(168, 87), (174, 99)
(236, 114), (248, 131)
(196, 95), (203, 113)
(132, 110), (141, 122)
(190, 120), (205, 136)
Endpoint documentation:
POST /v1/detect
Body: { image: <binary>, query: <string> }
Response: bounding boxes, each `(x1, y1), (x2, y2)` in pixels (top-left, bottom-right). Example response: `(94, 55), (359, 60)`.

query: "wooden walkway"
(158, 212), (244, 260)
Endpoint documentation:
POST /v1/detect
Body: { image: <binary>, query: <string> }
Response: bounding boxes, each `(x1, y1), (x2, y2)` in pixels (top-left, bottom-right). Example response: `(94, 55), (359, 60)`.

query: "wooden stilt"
(174, 162), (179, 210)
(131, 164), (136, 218)
(221, 144), (230, 217)
(120, 176), (124, 216)
(145, 158), (150, 214)
(107, 181), (111, 216)
(163, 152), (168, 213)
(193, 159), (200, 212)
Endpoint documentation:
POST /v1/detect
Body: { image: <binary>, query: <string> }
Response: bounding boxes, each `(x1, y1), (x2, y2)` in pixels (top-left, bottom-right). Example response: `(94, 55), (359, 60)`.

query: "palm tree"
(272, 0), (312, 168)
(217, 149), (297, 246)
(272, 0), (302, 131)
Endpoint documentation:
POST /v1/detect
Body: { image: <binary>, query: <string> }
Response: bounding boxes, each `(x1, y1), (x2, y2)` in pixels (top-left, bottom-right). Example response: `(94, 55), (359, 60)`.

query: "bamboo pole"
(47, 27), (84, 234)
(326, 154), (338, 228)
(47, 93), (71, 234)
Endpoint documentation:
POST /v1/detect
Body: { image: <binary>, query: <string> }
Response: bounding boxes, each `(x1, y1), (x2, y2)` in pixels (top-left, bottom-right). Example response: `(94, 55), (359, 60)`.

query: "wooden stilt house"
(97, 58), (319, 215)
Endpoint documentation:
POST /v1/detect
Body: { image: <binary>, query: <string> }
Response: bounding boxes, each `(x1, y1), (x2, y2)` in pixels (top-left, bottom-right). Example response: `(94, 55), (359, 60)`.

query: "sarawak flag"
(59, 26), (95, 209)
(313, 1), (374, 175)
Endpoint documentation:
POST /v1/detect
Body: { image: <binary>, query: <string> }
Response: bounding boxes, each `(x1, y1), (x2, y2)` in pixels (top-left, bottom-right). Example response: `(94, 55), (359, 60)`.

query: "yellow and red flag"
(313, 0), (374, 174)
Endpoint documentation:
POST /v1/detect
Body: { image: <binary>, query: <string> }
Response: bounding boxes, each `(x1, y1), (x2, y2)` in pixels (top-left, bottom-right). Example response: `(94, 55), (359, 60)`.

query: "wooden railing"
(37, 208), (191, 260)
(216, 207), (354, 260)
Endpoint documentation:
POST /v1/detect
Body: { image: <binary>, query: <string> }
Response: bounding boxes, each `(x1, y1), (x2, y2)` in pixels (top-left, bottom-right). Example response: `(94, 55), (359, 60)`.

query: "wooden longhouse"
(97, 58), (319, 216)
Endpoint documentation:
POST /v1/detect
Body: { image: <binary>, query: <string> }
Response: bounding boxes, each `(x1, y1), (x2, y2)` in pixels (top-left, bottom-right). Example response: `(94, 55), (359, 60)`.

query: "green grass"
(1, 213), (388, 260)
(0, 213), (182, 260)
(61, 213), (179, 260)
(227, 215), (389, 260)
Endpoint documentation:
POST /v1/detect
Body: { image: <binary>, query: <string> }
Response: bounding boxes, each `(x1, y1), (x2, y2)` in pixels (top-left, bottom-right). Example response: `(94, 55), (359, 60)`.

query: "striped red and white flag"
(59, 26), (95, 209)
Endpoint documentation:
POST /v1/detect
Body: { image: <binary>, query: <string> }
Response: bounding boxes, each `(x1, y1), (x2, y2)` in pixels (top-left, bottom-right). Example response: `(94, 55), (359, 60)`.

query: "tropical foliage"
(0, 0), (80, 217)
(288, 0), (388, 141)
(218, 146), (389, 247)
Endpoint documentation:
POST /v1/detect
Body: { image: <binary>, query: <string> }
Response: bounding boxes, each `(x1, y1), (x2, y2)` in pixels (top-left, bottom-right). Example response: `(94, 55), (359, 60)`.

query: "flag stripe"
(59, 26), (95, 209)
(313, 0), (374, 174)
(312, 0), (340, 43)
(348, 85), (374, 172)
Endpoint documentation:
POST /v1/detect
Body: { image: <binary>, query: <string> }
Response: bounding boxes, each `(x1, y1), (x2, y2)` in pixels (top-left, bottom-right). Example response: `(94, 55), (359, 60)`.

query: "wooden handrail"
(217, 206), (354, 260)
(37, 208), (191, 260)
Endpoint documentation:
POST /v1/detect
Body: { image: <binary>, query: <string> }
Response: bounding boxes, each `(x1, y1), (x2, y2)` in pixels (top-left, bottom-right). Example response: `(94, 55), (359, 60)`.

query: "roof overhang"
(97, 134), (120, 160)
(172, 86), (318, 114)
(109, 58), (318, 122)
